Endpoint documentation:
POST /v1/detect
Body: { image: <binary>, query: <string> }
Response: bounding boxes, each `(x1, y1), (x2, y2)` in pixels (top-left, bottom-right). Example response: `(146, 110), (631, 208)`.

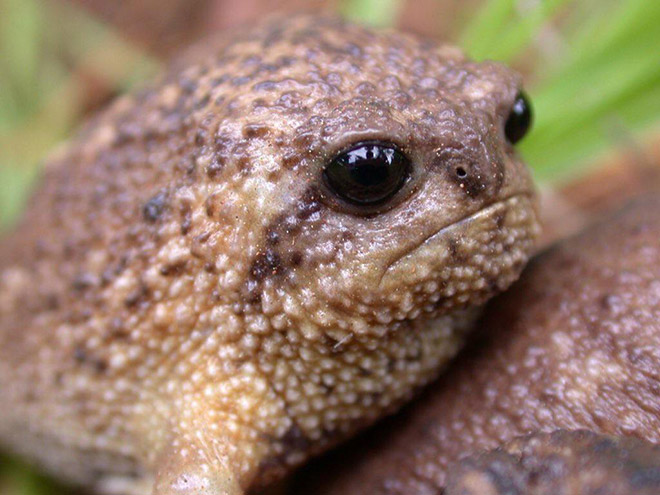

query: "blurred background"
(1, 0), (659, 493)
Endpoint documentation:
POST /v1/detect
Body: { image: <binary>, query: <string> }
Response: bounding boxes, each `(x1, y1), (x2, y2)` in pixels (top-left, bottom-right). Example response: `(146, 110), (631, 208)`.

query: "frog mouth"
(378, 193), (537, 290)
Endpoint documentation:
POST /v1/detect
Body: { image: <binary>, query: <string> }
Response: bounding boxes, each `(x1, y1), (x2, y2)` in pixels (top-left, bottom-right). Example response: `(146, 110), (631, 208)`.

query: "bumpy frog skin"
(296, 195), (660, 495)
(0, 15), (538, 495)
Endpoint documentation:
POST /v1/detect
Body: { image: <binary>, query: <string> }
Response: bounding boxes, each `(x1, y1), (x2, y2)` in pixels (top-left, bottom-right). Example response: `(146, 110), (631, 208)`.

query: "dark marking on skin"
(250, 249), (283, 282)
(95, 361), (109, 375)
(211, 75), (229, 88)
(247, 186), (326, 299)
(184, 156), (197, 177)
(160, 260), (188, 277)
(181, 216), (192, 236)
(112, 127), (134, 147)
(235, 144), (251, 171)
(495, 211), (506, 229)
(206, 156), (225, 180)
(73, 345), (108, 374)
(291, 251), (303, 267)
(45, 294), (60, 311)
(190, 231), (211, 259)
(321, 334), (345, 354)
(448, 238), (458, 258)
(180, 204), (193, 236)
(124, 283), (150, 308)
(107, 318), (129, 340)
(340, 231), (354, 245)
(600, 294), (618, 311)
(73, 346), (86, 363)
(100, 256), (128, 287)
(281, 152), (300, 169)
(194, 94), (210, 111)
(243, 123), (270, 139)
(448, 238), (467, 263)
(405, 348), (423, 363)
(232, 76), (252, 87)
(320, 382), (335, 396)
(358, 367), (372, 377)
(245, 245), (287, 305)
(266, 228), (280, 246)
(142, 190), (169, 223)
(178, 76), (197, 95)
(296, 188), (323, 220)
(253, 81), (279, 93)
(71, 273), (96, 292)
(210, 289), (221, 304)
(204, 194), (218, 217)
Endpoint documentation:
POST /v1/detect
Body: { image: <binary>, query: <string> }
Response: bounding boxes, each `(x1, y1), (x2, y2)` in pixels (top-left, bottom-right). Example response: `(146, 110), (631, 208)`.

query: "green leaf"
(460, 0), (573, 62)
(0, 0), (43, 112)
(460, 0), (516, 57)
(518, 0), (660, 180)
(0, 162), (39, 232)
(340, 0), (402, 27)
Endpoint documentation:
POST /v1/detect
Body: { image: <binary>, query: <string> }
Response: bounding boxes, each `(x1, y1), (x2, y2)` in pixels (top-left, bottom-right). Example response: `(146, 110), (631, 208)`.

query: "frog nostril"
(455, 166), (467, 178)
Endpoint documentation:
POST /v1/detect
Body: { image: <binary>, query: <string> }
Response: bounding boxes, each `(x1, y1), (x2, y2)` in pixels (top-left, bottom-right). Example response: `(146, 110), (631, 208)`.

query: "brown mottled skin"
(0, 15), (538, 495)
(294, 195), (660, 495)
(446, 430), (660, 495)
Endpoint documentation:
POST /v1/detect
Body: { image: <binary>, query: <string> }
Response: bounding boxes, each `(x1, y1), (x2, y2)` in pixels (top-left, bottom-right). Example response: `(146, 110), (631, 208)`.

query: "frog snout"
(435, 142), (505, 201)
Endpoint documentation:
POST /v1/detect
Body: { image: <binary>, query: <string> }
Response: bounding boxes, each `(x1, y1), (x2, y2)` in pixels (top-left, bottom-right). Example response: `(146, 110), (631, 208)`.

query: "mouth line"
(378, 193), (531, 287)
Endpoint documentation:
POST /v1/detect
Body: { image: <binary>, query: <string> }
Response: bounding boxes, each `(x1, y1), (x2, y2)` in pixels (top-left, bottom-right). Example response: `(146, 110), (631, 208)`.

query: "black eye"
(505, 91), (532, 144)
(323, 142), (410, 206)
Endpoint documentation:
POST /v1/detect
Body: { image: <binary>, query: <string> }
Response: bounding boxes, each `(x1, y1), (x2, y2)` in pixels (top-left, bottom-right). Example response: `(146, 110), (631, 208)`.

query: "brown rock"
(446, 430), (660, 495)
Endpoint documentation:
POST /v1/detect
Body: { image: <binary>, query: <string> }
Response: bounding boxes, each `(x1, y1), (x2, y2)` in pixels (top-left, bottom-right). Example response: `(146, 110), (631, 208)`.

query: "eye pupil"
(505, 91), (532, 144)
(324, 142), (410, 206)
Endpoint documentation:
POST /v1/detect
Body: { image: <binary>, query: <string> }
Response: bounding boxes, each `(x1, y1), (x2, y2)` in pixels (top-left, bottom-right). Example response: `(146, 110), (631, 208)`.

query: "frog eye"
(323, 142), (410, 207)
(505, 91), (532, 144)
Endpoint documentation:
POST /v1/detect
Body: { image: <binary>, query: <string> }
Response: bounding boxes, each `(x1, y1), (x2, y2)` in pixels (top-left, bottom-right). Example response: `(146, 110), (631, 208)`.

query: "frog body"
(0, 15), (538, 495)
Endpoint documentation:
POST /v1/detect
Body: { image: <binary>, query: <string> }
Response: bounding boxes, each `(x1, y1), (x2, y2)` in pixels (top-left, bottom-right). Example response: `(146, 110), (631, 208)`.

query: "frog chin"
(377, 194), (539, 310)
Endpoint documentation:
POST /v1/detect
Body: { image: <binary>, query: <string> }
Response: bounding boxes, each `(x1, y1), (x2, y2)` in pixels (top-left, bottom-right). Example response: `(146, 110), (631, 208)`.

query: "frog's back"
(0, 32), (206, 484)
(0, 19), (290, 485)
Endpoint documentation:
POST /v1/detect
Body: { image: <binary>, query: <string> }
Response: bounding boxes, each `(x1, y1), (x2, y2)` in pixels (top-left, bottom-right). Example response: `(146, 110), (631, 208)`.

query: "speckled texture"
(446, 429), (660, 495)
(294, 194), (660, 495)
(0, 14), (538, 495)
